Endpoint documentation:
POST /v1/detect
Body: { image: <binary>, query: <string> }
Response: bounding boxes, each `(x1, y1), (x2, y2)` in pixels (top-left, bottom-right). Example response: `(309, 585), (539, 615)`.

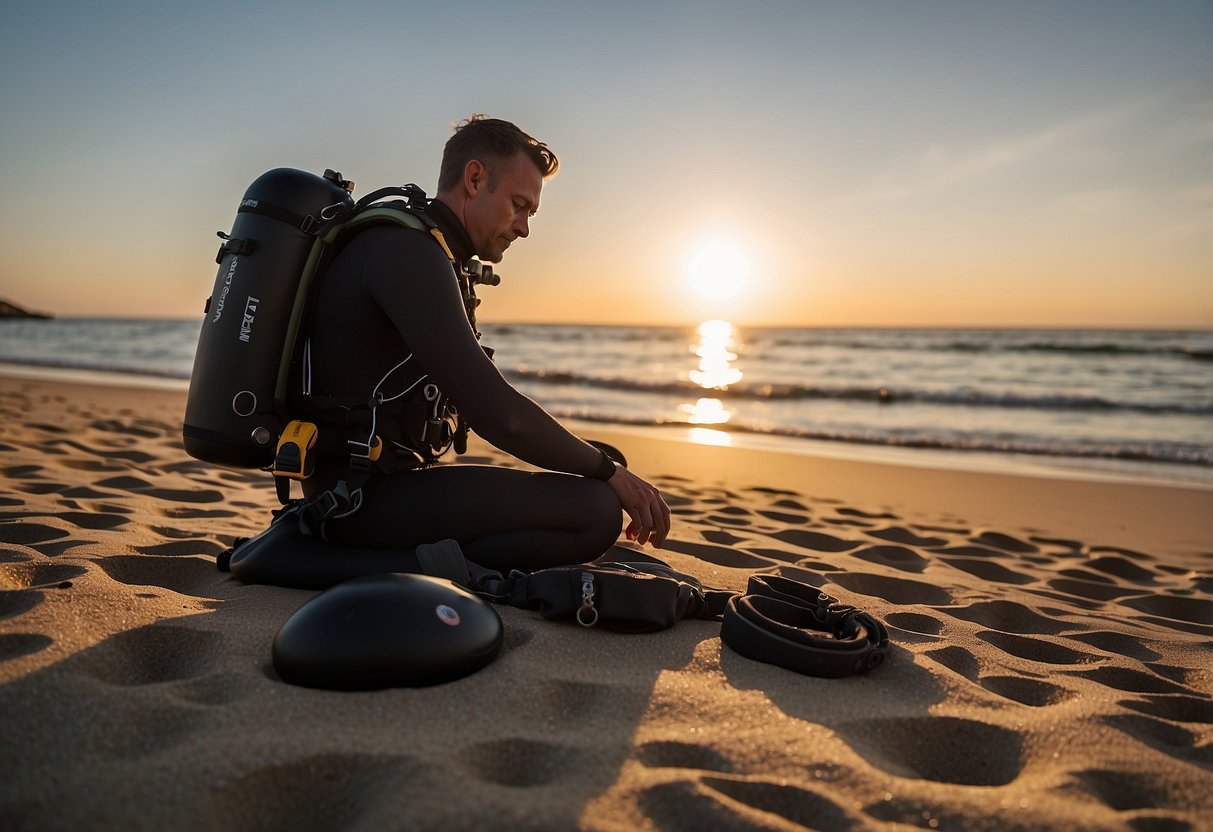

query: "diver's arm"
(365, 230), (671, 546)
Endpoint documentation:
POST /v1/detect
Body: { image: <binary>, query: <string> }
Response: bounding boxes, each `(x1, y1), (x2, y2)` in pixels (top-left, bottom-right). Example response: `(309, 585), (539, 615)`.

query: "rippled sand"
(1, 376), (1210, 831)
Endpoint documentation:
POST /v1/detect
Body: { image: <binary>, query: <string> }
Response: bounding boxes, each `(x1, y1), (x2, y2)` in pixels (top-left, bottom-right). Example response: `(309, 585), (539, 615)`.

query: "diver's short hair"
(437, 115), (559, 192)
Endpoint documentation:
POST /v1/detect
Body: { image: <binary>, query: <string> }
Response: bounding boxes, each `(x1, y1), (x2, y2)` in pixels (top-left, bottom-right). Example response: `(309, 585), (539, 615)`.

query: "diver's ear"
(464, 159), (487, 196)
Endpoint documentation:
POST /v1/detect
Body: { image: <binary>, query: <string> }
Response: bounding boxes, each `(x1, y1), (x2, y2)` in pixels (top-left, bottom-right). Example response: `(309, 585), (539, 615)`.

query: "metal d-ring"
(576, 572), (598, 627)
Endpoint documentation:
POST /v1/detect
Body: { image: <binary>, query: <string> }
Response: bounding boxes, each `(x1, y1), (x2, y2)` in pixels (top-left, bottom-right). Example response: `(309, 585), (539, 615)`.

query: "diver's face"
(465, 151), (542, 263)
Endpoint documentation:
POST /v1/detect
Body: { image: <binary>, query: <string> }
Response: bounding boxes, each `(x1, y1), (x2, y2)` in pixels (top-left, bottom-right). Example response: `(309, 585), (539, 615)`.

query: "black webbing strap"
(720, 575), (888, 678)
(238, 201), (316, 232)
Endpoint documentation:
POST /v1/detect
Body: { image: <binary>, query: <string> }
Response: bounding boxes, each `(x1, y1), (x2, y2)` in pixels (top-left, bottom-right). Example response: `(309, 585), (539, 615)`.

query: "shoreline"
(4, 360), (1209, 492)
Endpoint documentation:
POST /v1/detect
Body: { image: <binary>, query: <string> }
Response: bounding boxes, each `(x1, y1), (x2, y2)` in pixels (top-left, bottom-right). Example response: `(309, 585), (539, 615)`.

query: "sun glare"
(688, 242), (750, 300)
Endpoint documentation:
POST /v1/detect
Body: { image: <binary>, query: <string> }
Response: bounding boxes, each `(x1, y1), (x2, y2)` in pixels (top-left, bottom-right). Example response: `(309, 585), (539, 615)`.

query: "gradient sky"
(1, 1), (1210, 327)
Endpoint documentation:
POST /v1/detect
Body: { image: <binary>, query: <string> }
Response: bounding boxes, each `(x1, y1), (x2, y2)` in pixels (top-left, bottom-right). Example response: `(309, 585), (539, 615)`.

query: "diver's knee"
(586, 479), (624, 540)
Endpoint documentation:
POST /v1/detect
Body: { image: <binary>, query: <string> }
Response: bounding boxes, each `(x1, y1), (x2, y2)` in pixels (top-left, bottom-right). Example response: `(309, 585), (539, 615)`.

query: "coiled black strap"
(721, 575), (889, 678)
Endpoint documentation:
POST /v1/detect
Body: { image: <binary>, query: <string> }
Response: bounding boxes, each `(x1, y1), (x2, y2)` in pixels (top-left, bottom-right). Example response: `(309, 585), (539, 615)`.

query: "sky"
(0, 1), (1210, 328)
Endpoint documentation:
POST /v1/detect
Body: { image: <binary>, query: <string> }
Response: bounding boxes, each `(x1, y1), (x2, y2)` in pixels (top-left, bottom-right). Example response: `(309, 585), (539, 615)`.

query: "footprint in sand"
(94, 554), (221, 597)
(0, 632), (53, 662)
(976, 631), (1098, 665)
(1064, 630), (1162, 662)
(980, 675), (1075, 707)
(849, 545), (928, 574)
(1071, 665), (1193, 696)
(94, 475), (224, 503)
(824, 516), (877, 529)
(1099, 713), (1210, 767)
(829, 572), (953, 606)
(865, 526), (948, 548)
(1090, 544), (1154, 560)
(837, 507), (899, 520)
(1121, 694), (1213, 724)
(943, 557), (1036, 585)
(462, 737), (578, 787)
(927, 543), (1009, 558)
(73, 698), (209, 760)
(526, 677), (615, 725)
(4, 464), (47, 478)
(884, 611), (944, 636)
(1117, 594), (1213, 629)
(66, 624), (224, 686)
(837, 715), (1023, 786)
(0, 521), (89, 557)
(772, 529), (861, 553)
(0, 522), (69, 546)
(914, 523), (971, 535)
(942, 600), (1069, 635)
(637, 777), (859, 832)
(700, 529), (749, 547)
(159, 506), (240, 520)
(212, 753), (421, 829)
(53, 511), (129, 531)
(924, 645), (981, 680)
(1029, 534), (1084, 551)
(0, 563), (82, 621)
(0, 562), (86, 590)
(0, 589), (43, 620)
(661, 538), (771, 569)
(745, 547), (827, 568)
(88, 419), (161, 438)
(1047, 577), (1140, 603)
(746, 486), (800, 497)
(969, 531), (1038, 554)
(169, 671), (258, 706)
(1084, 555), (1157, 584)
(134, 540), (228, 557)
(499, 625), (536, 654)
(57, 458), (127, 473)
(1074, 768), (1190, 813)
(705, 513), (752, 528)
(756, 509), (808, 525)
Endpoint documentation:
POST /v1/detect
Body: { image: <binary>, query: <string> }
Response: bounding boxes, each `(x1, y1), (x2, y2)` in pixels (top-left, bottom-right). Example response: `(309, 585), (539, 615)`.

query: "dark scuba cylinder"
(183, 168), (354, 468)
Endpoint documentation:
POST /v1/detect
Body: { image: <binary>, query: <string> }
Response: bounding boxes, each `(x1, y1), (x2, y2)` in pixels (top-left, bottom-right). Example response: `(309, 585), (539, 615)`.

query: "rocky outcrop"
(0, 299), (52, 319)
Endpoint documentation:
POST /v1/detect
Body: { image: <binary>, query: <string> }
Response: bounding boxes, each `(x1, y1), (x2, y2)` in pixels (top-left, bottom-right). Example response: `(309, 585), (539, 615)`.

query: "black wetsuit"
(301, 199), (621, 571)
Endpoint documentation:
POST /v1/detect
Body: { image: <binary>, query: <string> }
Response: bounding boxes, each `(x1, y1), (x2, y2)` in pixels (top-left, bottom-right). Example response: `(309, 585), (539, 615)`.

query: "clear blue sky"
(1, 1), (1210, 326)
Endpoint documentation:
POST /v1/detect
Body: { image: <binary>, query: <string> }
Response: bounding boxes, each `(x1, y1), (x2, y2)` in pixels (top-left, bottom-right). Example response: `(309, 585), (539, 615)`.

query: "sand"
(0, 374), (1210, 831)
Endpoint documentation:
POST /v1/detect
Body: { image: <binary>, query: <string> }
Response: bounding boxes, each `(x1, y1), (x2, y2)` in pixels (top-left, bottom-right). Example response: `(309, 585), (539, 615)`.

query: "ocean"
(1, 318), (1210, 485)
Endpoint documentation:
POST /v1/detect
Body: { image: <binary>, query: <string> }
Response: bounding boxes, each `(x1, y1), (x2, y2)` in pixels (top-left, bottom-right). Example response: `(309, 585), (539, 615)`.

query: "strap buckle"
(347, 435), (383, 472)
(297, 480), (364, 536)
(272, 420), (318, 481)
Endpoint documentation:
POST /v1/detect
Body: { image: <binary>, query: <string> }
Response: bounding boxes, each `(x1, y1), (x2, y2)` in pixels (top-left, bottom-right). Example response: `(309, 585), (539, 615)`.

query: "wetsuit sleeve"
(361, 228), (607, 477)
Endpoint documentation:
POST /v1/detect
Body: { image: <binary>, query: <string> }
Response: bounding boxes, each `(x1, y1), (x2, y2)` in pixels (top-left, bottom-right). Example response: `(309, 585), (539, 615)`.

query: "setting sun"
(687, 242), (750, 300)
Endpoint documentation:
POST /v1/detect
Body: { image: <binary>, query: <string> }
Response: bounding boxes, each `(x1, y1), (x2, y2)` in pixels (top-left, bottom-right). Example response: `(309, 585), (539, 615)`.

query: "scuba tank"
(183, 168), (355, 468)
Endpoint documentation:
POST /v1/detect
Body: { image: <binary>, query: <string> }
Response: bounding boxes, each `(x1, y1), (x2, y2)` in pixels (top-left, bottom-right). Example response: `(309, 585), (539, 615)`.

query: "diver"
(299, 116), (671, 572)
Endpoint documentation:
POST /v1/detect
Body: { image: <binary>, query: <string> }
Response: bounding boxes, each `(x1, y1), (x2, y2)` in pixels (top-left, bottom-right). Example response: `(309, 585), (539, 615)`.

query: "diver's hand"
(607, 465), (671, 547)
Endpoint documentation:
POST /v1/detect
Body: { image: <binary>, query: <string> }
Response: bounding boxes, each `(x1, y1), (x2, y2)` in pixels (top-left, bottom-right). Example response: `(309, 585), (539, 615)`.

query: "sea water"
(1, 318), (1209, 485)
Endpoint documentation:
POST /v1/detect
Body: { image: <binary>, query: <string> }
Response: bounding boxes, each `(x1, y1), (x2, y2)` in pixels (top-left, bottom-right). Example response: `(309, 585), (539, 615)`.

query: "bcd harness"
(182, 168), (499, 533)
(273, 185), (499, 529)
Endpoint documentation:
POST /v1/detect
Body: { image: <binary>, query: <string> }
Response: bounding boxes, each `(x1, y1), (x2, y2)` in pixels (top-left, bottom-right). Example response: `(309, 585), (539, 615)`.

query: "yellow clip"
(273, 420), (319, 480)
(367, 435), (383, 462)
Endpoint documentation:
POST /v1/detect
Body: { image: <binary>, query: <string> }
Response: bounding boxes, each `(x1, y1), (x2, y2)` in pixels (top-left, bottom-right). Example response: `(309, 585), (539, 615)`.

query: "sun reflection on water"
(688, 319), (743, 389)
(680, 320), (742, 438)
